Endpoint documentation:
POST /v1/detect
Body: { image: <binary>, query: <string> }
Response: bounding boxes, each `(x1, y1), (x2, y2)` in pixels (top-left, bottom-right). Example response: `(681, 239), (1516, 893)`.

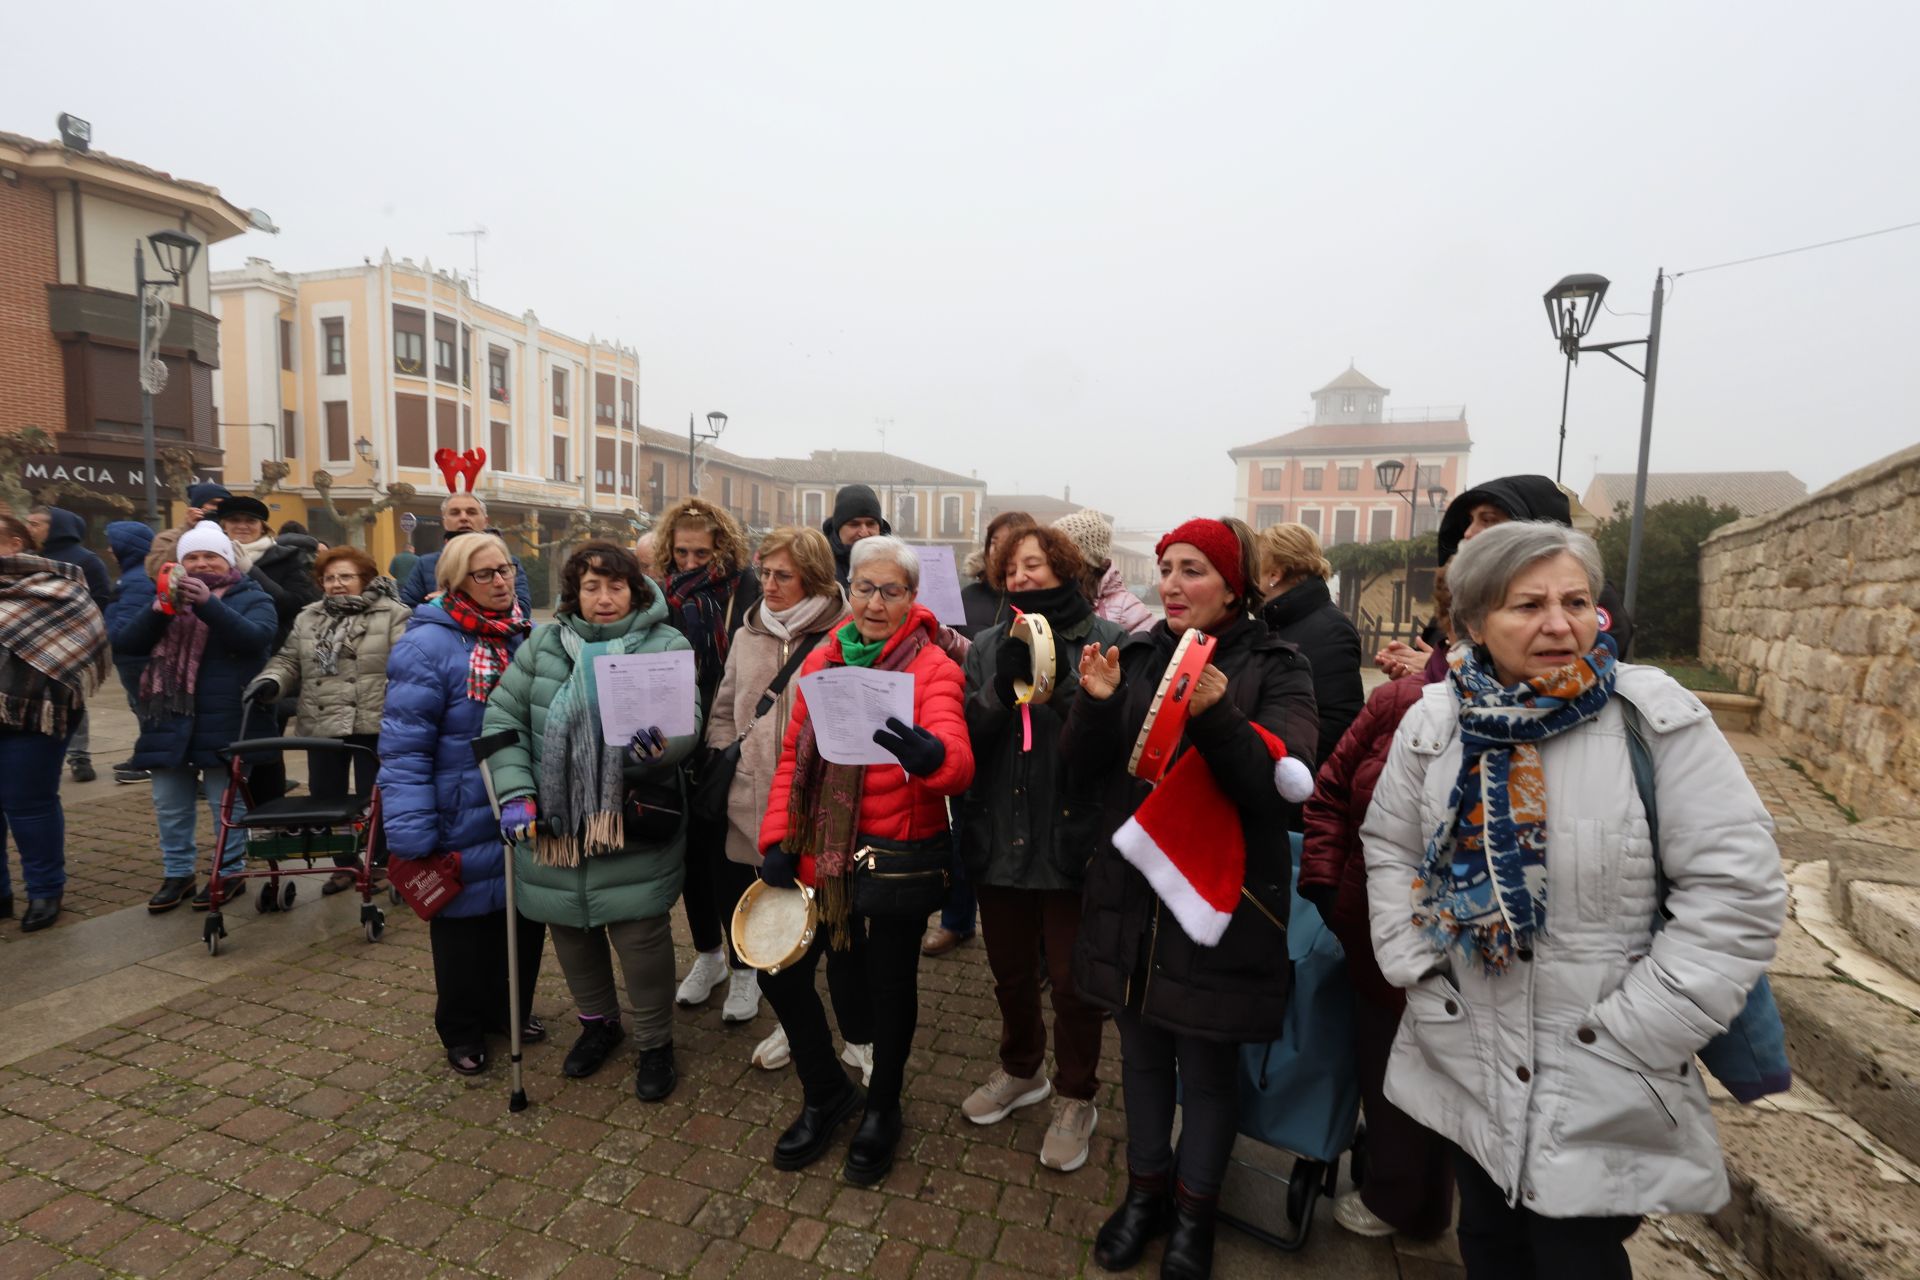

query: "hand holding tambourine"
(1078, 643), (1123, 701)
(1189, 664), (1228, 716)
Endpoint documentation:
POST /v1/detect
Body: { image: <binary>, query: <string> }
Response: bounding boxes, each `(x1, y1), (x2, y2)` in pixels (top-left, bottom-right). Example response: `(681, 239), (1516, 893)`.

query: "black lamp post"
(135, 229), (202, 525)
(1543, 269), (1666, 618)
(687, 410), (727, 497)
(1374, 458), (1448, 634)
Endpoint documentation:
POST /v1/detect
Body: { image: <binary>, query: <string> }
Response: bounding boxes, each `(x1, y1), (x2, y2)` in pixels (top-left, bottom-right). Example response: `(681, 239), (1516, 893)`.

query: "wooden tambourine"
(1009, 611), (1057, 705)
(1127, 627), (1217, 784)
(731, 880), (817, 974)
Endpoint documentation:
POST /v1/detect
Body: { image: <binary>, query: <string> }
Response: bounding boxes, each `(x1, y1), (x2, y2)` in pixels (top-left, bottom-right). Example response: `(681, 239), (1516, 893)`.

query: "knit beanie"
(1156, 518), (1246, 597)
(1052, 509), (1113, 570)
(176, 523), (238, 566)
(186, 481), (233, 508)
(831, 484), (883, 529)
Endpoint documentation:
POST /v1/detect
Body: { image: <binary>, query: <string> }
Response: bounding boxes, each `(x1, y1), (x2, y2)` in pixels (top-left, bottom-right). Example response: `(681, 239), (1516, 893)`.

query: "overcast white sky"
(10, 2), (1918, 530)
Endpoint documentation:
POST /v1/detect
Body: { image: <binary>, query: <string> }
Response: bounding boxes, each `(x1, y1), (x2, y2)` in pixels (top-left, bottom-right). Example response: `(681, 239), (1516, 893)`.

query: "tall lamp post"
(1373, 458), (1448, 633)
(136, 229), (203, 526)
(687, 411), (728, 497)
(1543, 270), (1666, 617)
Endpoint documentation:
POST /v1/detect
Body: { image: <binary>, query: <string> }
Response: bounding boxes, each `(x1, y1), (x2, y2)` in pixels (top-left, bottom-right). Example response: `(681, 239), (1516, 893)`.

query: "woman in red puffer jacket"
(754, 536), (974, 1189)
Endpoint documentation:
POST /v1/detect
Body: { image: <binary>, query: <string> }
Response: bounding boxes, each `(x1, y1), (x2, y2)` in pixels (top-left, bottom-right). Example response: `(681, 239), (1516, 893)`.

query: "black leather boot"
(147, 877), (196, 914)
(841, 1104), (902, 1186)
(772, 1082), (865, 1171)
(20, 897), (62, 932)
(1159, 1179), (1218, 1280)
(1094, 1170), (1171, 1272)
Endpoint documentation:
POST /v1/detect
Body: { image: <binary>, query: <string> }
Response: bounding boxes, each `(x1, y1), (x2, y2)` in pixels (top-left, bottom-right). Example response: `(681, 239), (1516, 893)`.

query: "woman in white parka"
(1360, 521), (1784, 1280)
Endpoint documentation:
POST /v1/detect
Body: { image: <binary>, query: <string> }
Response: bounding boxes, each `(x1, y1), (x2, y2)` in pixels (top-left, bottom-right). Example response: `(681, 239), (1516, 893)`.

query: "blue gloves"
(759, 849), (800, 889)
(628, 725), (667, 763)
(872, 716), (946, 777)
(500, 797), (539, 844)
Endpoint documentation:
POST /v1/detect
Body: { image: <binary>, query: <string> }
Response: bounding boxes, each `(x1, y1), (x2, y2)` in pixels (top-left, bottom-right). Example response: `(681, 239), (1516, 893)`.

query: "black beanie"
(831, 484), (883, 528)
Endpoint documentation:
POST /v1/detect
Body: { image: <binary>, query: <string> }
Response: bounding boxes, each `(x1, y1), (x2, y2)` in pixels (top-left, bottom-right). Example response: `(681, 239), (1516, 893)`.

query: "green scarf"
(837, 620), (885, 668)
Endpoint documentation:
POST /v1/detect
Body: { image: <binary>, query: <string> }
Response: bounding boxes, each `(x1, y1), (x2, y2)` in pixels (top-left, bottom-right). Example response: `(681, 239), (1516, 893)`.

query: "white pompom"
(1274, 755), (1315, 803)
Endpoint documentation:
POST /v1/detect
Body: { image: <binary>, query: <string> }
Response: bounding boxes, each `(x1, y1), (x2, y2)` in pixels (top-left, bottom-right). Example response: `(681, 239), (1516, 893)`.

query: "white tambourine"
(1009, 611), (1057, 705)
(731, 880), (817, 974)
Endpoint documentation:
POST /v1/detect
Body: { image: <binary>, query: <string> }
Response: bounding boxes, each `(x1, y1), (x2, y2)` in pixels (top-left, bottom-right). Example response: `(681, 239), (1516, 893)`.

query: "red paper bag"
(388, 851), (463, 920)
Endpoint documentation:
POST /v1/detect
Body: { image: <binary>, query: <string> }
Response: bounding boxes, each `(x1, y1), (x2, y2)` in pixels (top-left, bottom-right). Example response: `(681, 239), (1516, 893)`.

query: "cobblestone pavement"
(0, 698), (1848, 1277)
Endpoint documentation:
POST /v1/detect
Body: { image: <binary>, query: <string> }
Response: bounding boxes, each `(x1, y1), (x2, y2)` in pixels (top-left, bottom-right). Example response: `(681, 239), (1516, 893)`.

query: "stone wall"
(1698, 442), (1920, 818)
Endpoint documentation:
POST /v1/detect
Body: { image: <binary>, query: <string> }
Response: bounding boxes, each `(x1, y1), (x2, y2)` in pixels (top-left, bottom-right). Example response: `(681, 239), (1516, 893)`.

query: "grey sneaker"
(1039, 1096), (1098, 1172)
(961, 1068), (1052, 1126)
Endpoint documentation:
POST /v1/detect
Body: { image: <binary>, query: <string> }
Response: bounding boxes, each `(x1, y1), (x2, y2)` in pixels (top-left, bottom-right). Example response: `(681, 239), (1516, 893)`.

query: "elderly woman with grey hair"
(1359, 521), (1784, 1280)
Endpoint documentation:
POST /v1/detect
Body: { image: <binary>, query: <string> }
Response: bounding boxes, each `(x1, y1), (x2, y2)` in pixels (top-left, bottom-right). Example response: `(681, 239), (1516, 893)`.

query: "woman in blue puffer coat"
(378, 532), (545, 1075)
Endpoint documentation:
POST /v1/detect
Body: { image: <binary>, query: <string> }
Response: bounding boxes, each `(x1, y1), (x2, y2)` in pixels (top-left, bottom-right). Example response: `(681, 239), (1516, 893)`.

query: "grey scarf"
(533, 624), (640, 867)
(313, 577), (399, 677)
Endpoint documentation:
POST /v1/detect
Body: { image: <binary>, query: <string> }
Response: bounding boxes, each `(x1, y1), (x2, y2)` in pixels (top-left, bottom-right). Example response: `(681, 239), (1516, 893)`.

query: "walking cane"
(471, 730), (532, 1114)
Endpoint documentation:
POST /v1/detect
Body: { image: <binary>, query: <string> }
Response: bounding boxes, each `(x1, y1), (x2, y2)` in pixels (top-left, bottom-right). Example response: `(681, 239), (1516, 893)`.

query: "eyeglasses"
(321, 574), (365, 587)
(850, 579), (910, 603)
(756, 567), (797, 586)
(468, 566), (516, 584)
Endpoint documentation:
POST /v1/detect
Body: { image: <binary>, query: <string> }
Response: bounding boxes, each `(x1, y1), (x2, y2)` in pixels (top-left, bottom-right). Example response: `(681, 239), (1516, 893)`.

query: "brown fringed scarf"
(783, 619), (928, 948)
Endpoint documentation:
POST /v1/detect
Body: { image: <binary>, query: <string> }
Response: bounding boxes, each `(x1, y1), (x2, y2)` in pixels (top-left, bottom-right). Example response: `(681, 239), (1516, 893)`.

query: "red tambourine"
(155, 562), (184, 615)
(1127, 627), (1216, 784)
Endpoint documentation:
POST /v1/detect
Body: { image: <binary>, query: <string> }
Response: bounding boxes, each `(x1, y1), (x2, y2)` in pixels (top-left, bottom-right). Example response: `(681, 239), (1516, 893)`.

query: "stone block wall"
(1698, 442), (1920, 819)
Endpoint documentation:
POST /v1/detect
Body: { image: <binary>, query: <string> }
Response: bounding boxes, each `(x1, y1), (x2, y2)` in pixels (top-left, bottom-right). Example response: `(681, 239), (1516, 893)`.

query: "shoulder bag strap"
(734, 630), (825, 745)
(1618, 694), (1670, 921)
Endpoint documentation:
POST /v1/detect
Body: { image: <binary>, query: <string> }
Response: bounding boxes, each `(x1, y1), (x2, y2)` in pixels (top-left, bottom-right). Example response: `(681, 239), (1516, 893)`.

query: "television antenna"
(448, 226), (488, 295)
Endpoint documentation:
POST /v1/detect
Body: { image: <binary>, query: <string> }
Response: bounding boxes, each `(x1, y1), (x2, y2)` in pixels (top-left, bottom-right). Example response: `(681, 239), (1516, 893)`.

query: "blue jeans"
(151, 765), (248, 880)
(0, 729), (70, 900)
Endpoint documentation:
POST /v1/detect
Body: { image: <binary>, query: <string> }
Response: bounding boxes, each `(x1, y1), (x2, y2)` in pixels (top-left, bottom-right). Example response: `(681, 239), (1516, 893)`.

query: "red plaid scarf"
(0, 555), (109, 737)
(437, 590), (528, 701)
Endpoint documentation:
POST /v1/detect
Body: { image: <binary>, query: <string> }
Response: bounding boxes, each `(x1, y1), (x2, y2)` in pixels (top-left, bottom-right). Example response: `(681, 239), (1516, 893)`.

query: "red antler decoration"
(434, 447), (487, 493)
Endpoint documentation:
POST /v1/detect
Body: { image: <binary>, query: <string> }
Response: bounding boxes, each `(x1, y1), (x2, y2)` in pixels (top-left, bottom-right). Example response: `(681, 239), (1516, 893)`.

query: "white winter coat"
(1360, 665), (1785, 1219)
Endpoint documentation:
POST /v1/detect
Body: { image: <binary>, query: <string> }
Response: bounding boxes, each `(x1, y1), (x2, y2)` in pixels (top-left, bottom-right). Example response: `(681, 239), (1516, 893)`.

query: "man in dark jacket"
(401, 493), (531, 614)
(29, 506), (112, 781)
(104, 521), (157, 784)
(821, 484), (889, 586)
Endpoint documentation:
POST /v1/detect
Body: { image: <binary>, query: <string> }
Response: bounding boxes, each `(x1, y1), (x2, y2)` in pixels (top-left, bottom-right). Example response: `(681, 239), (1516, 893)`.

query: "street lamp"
(687, 410), (727, 497)
(1374, 458), (1448, 635)
(355, 435), (373, 462)
(135, 229), (203, 526)
(1541, 269), (1666, 618)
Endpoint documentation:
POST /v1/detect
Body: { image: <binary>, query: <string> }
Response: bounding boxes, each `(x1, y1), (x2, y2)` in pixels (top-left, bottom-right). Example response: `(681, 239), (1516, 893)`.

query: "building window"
(488, 347), (509, 402)
(282, 410), (297, 459)
(1260, 467), (1283, 490)
(750, 483), (763, 525)
(1369, 507), (1396, 542)
(942, 494), (962, 536)
(620, 377), (635, 427)
(1369, 395), (1381, 416)
(392, 307), (426, 375)
(324, 401), (350, 460)
(460, 326), (471, 388)
(1416, 463), (1442, 489)
(595, 374), (615, 425)
(395, 393), (430, 469)
(1414, 503), (1441, 536)
(620, 441), (634, 494)
(595, 439), (615, 493)
(1338, 466), (1358, 491)
(435, 399), (459, 455)
(896, 494), (918, 537)
(1332, 509), (1358, 546)
(322, 318), (345, 375)
(1303, 467), (1323, 491)
(1342, 393), (1356, 413)
(552, 436), (569, 482)
(279, 318), (293, 372)
(649, 461), (665, 513)
(434, 317), (457, 382)
(1255, 503), (1285, 528)
(804, 491), (824, 526)
(552, 369), (569, 418)
(491, 419), (509, 472)
(1299, 508), (1321, 536)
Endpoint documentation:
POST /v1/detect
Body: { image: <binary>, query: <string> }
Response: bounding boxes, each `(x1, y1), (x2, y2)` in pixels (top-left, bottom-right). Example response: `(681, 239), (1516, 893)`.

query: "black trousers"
(760, 908), (922, 1113)
(714, 856), (758, 970)
(1112, 1009), (1242, 1197)
(1452, 1147), (1640, 1279)
(428, 910), (546, 1052)
(1353, 997), (1454, 1237)
(306, 733), (385, 868)
(681, 814), (727, 954)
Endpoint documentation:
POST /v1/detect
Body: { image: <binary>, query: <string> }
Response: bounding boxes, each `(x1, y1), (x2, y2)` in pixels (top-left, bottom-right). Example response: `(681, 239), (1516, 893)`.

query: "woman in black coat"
(1255, 521), (1364, 767)
(1065, 518), (1319, 1280)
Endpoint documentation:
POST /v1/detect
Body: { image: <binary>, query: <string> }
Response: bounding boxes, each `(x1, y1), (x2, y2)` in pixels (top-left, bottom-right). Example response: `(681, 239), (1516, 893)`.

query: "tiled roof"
(0, 130), (222, 196)
(1313, 365), (1389, 395)
(1582, 471), (1807, 518)
(633, 425), (780, 476)
(983, 494), (1085, 522)
(765, 450), (982, 487)
(1228, 419), (1472, 459)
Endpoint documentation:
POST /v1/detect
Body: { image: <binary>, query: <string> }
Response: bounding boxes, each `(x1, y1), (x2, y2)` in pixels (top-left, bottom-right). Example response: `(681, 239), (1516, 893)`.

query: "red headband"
(1156, 519), (1247, 597)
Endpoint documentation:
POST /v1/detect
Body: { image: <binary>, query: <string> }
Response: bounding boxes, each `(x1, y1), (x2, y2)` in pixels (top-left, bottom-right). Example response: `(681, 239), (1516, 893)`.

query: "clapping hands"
(1078, 643), (1122, 700)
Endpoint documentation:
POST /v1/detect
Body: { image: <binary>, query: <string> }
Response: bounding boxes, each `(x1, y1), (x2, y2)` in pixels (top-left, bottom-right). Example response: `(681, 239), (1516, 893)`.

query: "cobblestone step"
(1851, 881), (1920, 989)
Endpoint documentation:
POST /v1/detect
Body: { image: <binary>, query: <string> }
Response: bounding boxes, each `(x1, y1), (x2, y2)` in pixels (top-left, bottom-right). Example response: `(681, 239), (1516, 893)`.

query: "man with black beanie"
(822, 484), (889, 585)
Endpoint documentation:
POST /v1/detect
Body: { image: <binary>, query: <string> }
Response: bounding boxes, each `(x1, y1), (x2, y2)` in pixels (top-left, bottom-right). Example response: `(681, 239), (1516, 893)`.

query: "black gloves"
(992, 643), (1032, 708)
(872, 716), (946, 777)
(759, 848), (800, 889)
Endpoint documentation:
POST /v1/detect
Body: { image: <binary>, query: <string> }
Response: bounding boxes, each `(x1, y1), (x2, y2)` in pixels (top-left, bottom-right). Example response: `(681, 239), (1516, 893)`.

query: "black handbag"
(850, 833), (953, 920)
(690, 632), (824, 824)
(624, 778), (685, 845)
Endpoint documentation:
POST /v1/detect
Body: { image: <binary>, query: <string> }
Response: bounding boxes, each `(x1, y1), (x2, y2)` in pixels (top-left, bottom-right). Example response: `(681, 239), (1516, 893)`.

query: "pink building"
(1229, 366), (1472, 545)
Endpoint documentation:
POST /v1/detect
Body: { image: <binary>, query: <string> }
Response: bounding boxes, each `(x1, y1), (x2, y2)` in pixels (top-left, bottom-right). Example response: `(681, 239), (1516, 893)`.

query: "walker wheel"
(203, 918), (224, 956)
(365, 919), (384, 943)
(255, 883), (276, 914)
(362, 904), (385, 943)
(282, 881), (297, 909)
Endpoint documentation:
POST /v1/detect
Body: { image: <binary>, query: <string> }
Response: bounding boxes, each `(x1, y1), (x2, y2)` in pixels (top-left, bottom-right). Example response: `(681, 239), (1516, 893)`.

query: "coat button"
(1525, 1190), (1537, 1202)
(1516, 1066), (1531, 1082)
(1577, 1027), (1596, 1044)
(1443, 1000), (1458, 1016)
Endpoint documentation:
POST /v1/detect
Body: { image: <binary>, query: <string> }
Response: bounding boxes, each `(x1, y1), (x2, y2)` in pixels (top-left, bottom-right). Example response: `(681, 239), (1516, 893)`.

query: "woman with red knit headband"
(1063, 517), (1319, 1280)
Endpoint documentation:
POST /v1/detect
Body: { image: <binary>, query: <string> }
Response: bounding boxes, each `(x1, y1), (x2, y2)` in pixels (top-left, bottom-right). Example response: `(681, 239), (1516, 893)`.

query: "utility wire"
(1676, 218), (1920, 277)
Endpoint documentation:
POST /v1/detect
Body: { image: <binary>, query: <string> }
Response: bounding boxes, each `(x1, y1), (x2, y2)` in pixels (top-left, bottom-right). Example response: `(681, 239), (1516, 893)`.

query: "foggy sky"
(9, 1), (1918, 533)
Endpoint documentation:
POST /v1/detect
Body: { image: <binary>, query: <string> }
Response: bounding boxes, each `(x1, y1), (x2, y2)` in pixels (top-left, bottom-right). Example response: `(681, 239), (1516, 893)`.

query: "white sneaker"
(675, 949), (728, 1006)
(1333, 1190), (1396, 1238)
(961, 1068), (1052, 1126)
(752, 1024), (790, 1070)
(840, 1041), (874, 1085)
(721, 969), (760, 1023)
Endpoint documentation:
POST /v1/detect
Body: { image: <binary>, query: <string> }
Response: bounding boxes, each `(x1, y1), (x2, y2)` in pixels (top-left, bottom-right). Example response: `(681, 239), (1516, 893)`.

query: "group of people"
(0, 472), (1785, 1280)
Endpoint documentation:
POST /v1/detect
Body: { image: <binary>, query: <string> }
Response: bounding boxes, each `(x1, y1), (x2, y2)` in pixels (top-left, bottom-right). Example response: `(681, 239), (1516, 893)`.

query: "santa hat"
(1111, 721), (1314, 947)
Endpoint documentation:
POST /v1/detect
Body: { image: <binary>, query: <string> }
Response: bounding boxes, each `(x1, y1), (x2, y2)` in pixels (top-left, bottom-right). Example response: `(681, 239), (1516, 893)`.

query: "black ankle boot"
(772, 1082), (865, 1172)
(1159, 1179), (1218, 1280)
(841, 1105), (902, 1186)
(1094, 1170), (1170, 1272)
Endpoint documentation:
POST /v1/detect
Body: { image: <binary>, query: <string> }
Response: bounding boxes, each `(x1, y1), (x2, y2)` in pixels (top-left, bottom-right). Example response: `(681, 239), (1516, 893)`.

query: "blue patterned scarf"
(1411, 642), (1617, 974)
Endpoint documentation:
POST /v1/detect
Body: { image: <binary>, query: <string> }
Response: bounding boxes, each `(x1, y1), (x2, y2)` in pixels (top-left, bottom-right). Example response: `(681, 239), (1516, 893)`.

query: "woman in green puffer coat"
(481, 541), (703, 1103)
